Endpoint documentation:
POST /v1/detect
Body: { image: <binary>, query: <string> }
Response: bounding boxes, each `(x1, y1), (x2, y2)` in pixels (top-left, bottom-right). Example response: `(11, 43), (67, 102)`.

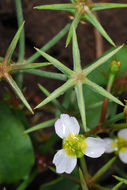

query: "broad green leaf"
(26, 23), (70, 64)
(35, 79), (75, 109)
(92, 157), (116, 182)
(35, 48), (73, 77)
(92, 3), (127, 11)
(4, 22), (24, 64)
(85, 78), (124, 106)
(84, 46), (123, 75)
(0, 101), (34, 183)
(62, 88), (73, 109)
(84, 11), (115, 46)
(41, 134), (58, 154)
(72, 27), (81, 71)
(84, 85), (117, 129)
(34, 4), (75, 12)
(5, 73), (33, 114)
(39, 177), (79, 190)
(75, 83), (87, 131)
(38, 84), (64, 112)
(24, 118), (56, 134)
(84, 87), (103, 129)
(25, 69), (67, 81)
(66, 12), (81, 47)
(11, 62), (51, 71)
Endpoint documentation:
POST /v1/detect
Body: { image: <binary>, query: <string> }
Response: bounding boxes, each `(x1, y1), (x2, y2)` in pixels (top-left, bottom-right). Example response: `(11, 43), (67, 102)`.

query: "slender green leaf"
(110, 123), (127, 132)
(24, 118), (56, 134)
(38, 84), (64, 112)
(26, 24), (70, 64)
(92, 3), (127, 11)
(113, 175), (127, 185)
(4, 73), (33, 114)
(84, 11), (115, 46)
(84, 46), (123, 75)
(25, 69), (67, 81)
(11, 62), (51, 71)
(72, 27), (81, 71)
(66, 12), (81, 47)
(4, 22), (24, 64)
(103, 112), (124, 128)
(112, 182), (123, 190)
(85, 78), (124, 106)
(34, 4), (75, 12)
(35, 48), (73, 77)
(75, 83), (87, 131)
(35, 79), (75, 109)
(92, 157), (116, 182)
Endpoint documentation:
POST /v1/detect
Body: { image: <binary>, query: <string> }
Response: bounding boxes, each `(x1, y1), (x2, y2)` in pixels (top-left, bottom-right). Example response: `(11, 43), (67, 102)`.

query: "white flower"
(53, 114), (105, 174)
(103, 129), (127, 164)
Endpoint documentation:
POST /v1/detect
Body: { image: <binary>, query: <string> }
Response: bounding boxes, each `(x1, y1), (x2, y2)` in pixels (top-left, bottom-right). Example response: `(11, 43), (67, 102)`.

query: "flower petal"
(118, 129), (127, 140)
(55, 114), (80, 138)
(84, 137), (105, 158)
(119, 150), (127, 164)
(103, 138), (114, 153)
(53, 149), (77, 174)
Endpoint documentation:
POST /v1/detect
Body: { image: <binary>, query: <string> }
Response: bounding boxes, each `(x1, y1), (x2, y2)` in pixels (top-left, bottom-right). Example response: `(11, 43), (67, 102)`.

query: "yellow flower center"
(63, 134), (87, 158)
(112, 137), (127, 153)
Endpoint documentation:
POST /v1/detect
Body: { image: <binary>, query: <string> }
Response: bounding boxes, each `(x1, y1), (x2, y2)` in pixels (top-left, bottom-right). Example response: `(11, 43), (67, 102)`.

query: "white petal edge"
(54, 114), (80, 139)
(53, 149), (77, 174)
(119, 150), (127, 164)
(84, 137), (105, 158)
(103, 138), (114, 153)
(118, 129), (127, 140)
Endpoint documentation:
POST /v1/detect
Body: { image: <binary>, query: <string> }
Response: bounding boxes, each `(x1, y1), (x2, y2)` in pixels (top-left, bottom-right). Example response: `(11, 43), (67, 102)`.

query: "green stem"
(94, 184), (110, 190)
(15, 0), (25, 88)
(79, 168), (89, 190)
(98, 61), (120, 127)
(16, 170), (38, 190)
(15, 0), (25, 63)
(91, 157), (116, 183)
(80, 157), (88, 176)
(26, 23), (70, 64)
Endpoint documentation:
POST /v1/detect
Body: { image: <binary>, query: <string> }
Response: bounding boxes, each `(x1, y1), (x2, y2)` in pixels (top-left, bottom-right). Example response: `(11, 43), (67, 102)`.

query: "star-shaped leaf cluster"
(0, 23), (51, 114)
(35, 0), (127, 47)
(35, 28), (123, 131)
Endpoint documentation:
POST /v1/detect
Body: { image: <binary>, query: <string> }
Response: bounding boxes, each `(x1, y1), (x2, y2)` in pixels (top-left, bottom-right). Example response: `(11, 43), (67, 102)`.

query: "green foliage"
(0, 102), (34, 183)
(1, 0), (127, 189)
(39, 177), (79, 190)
